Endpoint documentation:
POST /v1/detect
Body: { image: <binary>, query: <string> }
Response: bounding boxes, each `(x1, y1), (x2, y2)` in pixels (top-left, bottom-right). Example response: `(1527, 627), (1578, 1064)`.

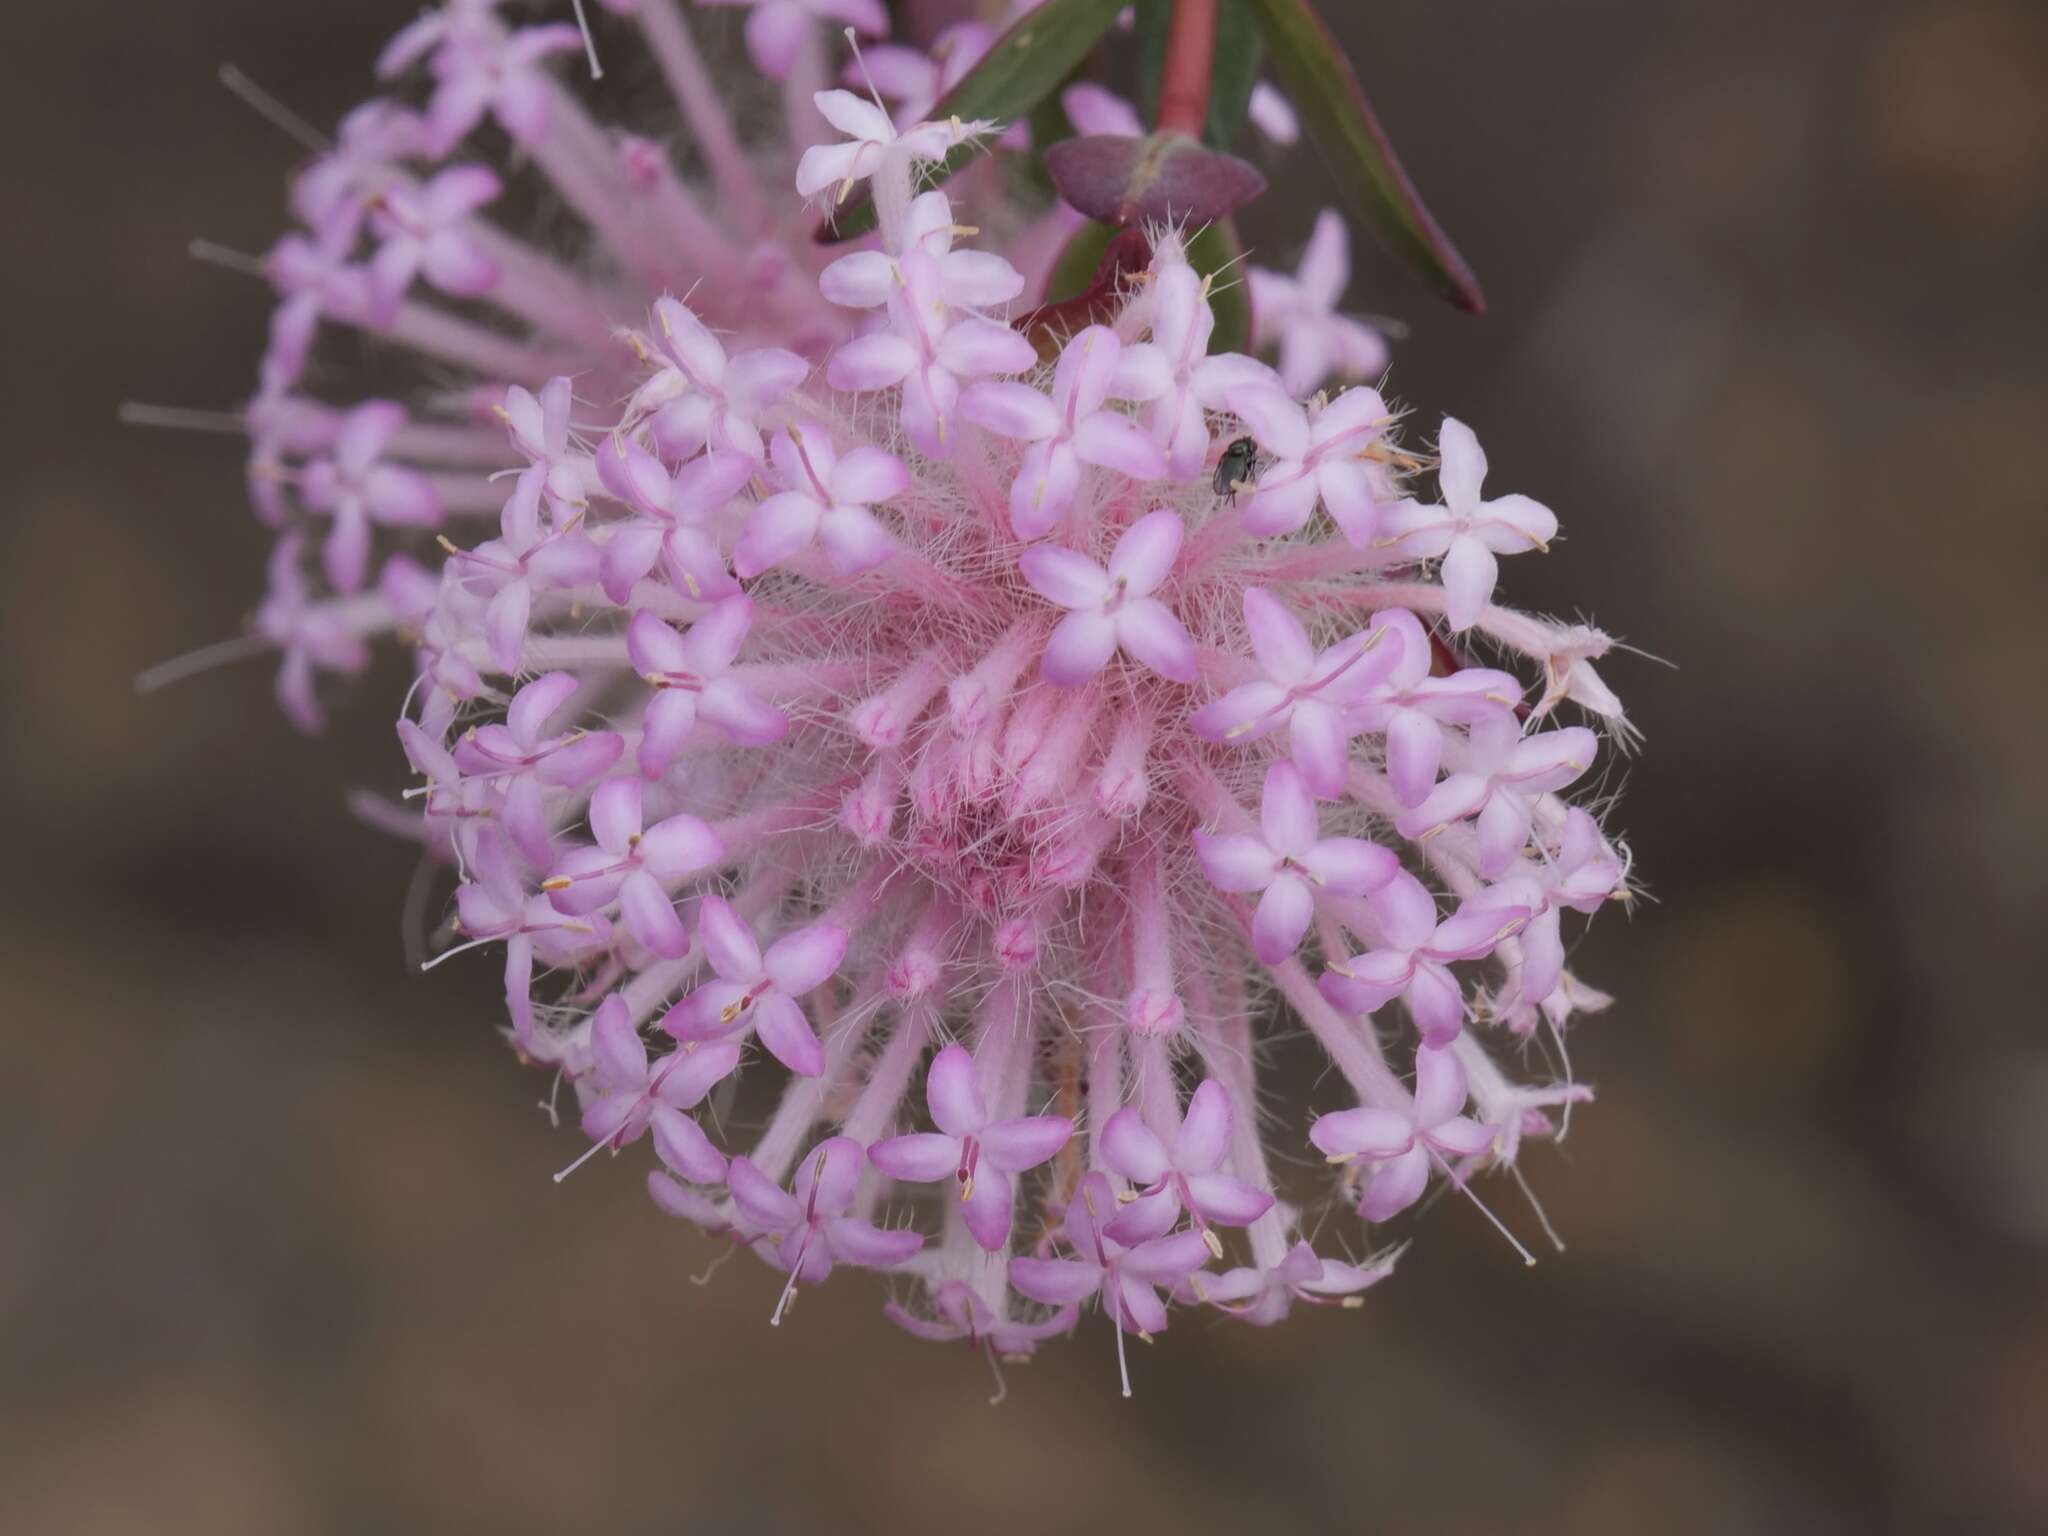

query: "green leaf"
(1135, 0), (1265, 150)
(1246, 0), (1485, 312)
(1186, 220), (1251, 354)
(817, 0), (1127, 243)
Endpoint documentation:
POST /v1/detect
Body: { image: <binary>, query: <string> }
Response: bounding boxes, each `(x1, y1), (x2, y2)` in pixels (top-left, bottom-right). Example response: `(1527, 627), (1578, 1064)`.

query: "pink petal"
(935, 318), (1037, 378)
(826, 1218), (924, 1269)
(1018, 544), (1108, 610)
(869, 1132), (961, 1183)
(1427, 1115), (1497, 1159)
(960, 380), (1058, 442)
(959, 1165), (1015, 1251)
(1384, 709), (1443, 806)
(1184, 1172), (1273, 1227)
(1106, 508), (1184, 594)
(756, 994), (823, 1076)
(1190, 681), (1290, 745)
(763, 923), (846, 997)
(619, 869), (689, 958)
(1009, 439), (1082, 539)
(1476, 791), (1532, 877)
(1008, 1257), (1103, 1307)
(695, 895), (762, 982)
(1405, 961), (1466, 1046)
(1113, 598), (1197, 682)
(655, 1040), (742, 1109)
(1412, 1043), (1469, 1127)
(979, 1115), (1074, 1173)
(925, 1044), (986, 1138)
(818, 249), (895, 308)
(1241, 466), (1320, 537)
(1073, 412), (1168, 481)
(744, 1), (808, 79)
(1439, 533), (1499, 633)
(650, 1105), (729, 1183)
(819, 504), (895, 574)
(1251, 873), (1314, 964)
(734, 491), (820, 578)
(1258, 760), (1318, 854)
(1300, 837), (1398, 895)
(700, 680), (788, 746)
(1231, 386), (1309, 460)
(1122, 1229), (1214, 1286)
(1243, 587), (1313, 685)
(1309, 1106), (1414, 1160)
(1041, 610), (1118, 686)
(1175, 1080), (1232, 1172)
(1434, 416), (1487, 514)
(726, 1156), (800, 1231)
(1287, 699), (1352, 799)
(829, 445), (909, 507)
(1359, 1144), (1430, 1222)
(639, 814), (722, 882)
(1193, 830), (1278, 893)
(1099, 1107), (1170, 1185)
(826, 332), (917, 391)
(588, 994), (646, 1088)
(508, 672), (580, 747)
(1476, 492), (1557, 551)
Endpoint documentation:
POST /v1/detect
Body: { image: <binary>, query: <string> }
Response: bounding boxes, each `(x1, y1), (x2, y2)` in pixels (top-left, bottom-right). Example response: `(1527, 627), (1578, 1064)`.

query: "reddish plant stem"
(1155, 0), (1218, 139)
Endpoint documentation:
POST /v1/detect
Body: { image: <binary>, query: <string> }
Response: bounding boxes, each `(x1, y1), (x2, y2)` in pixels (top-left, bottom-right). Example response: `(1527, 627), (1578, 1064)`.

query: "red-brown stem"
(1155, 0), (1218, 139)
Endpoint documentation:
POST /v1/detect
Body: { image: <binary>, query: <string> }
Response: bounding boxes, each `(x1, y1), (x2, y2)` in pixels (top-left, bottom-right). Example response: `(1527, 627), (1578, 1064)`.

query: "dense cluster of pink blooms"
(167, 0), (1637, 1397)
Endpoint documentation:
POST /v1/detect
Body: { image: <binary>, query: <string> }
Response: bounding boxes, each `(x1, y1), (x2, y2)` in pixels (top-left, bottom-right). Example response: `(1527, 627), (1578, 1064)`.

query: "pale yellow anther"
(1202, 1228), (1225, 1261)
(436, 534), (463, 557)
(540, 876), (572, 892)
(1341, 1296), (1365, 1309)
(958, 1176), (975, 1202)
(719, 998), (746, 1025)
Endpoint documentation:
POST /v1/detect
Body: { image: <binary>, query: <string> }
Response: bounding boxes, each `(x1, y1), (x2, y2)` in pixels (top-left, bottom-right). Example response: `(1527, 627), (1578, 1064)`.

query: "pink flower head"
(577, 994), (740, 1182)
(1249, 209), (1390, 397)
(297, 400), (442, 592)
(702, 0), (890, 82)
(626, 599), (788, 778)
(543, 776), (723, 958)
(738, 426), (906, 577)
(1194, 1240), (1393, 1326)
(1195, 760), (1400, 964)
(1191, 587), (1399, 797)
(1395, 713), (1599, 877)
(960, 324), (1167, 538)
(666, 897), (846, 1077)
(868, 1044), (1073, 1250)
(726, 1138), (924, 1321)
(1098, 1080), (1274, 1254)
(1232, 382), (1394, 544)
(1378, 418), (1559, 631)
(366, 164), (503, 323)
(1310, 1044), (1496, 1222)
(1320, 872), (1531, 1045)
(1019, 509), (1196, 686)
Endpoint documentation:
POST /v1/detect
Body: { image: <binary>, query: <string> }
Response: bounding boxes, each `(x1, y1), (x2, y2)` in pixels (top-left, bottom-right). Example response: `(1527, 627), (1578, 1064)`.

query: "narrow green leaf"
(817, 0), (1127, 243)
(1246, 0), (1485, 312)
(1134, 0), (1265, 150)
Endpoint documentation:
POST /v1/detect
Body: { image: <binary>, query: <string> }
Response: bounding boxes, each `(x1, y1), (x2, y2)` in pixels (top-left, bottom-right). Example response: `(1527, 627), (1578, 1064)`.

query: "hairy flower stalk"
(148, 0), (1639, 1397)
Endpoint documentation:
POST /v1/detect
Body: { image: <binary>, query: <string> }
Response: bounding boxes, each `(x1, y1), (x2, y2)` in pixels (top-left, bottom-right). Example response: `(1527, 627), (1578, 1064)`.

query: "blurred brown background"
(5, 0), (2044, 1531)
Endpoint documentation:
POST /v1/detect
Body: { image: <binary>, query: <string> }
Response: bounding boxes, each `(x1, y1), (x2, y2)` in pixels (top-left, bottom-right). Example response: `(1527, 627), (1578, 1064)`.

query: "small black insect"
(1213, 435), (1260, 502)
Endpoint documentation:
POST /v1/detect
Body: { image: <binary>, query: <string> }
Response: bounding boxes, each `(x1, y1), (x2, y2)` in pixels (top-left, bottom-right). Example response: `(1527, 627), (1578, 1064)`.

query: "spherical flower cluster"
(167, 0), (1637, 1398)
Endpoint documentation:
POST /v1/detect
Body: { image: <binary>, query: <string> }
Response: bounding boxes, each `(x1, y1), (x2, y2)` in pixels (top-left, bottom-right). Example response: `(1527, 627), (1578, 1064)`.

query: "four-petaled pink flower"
(960, 324), (1167, 538)
(578, 994), (739, 1184)
(255, 534), (370, 732)
(1008, 1172), (1213, 1395)
(458, 472), (601, 674)
(700, 0), (889, 82)
(667, 896), (846, 1077)
(1395, 713), (1599, 877)
(819, 189), (1023, 314)
(1019, 509), (1197, 686)
(1116, 257), (1278, 483)
(1343, 608), (1523, 807)
(502, 376), (588, 523)
(738, 427), (906, 577)
(297, 400), (442, 593)
(1309, 1043), (1496, 1222)
(1479, 806), (1628, 1006)
(626, 600), (788, 779)
(1191, 587), (1398, 797)
(1194, 760), (1400, 964)
(1378, 418), (1559, 632)
(884, 1279), (1077, 1364)
(1248, 208), (1390, 397)
(422, 25), (585, 155)
(366, 164), (503, 322)
(641, 296), (811, 465)
(726, 1138), (925, 1322)
(1098, 1080), (1274, 1254)
(543, 776), (723, 958)
(795, 90), (982, 205)
(1318, 872), (1529, 1045)
(593, 431), (749, 605)
(869, 1044), (1074, 1251)
(1232, 383), (1392, 544)
(452, 671), (623, 796)
(1193, 1240), (1393, 1326)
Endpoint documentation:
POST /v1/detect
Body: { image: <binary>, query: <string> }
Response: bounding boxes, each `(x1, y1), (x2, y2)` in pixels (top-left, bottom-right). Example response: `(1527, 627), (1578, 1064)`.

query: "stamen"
(134, 632), (271, 694)
(118, 402), (247, 435)
(569, 0), (605, 80)
(188, 239), (267, 279)
(216, 63), (329, 153)
(551, 1133), (617, 1184)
